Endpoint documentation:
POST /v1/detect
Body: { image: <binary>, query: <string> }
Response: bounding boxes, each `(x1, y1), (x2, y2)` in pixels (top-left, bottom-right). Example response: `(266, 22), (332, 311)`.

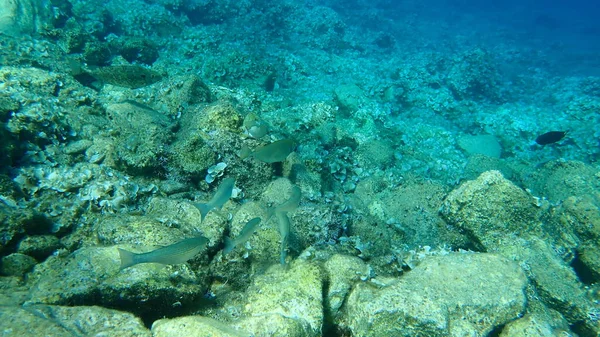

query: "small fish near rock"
(535, 131), (568, 145)
(118, 236), (209, 270)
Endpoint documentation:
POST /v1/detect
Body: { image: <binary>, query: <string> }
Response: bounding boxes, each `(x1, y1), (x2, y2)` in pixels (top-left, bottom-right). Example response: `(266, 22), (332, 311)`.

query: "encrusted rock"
(342, 252), (527, 337)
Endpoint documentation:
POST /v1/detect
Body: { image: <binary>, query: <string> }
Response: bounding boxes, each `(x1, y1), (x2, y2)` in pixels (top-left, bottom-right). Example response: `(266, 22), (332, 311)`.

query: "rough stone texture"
(323, 254), (370, 320)
(0, 0), (50, 36)
(25, 245), (209, 318)
(0, 253), (37, 276)
(0, 305), (150, 337)
(342, 253), (527, 337)
(457, 134), (502, 158)
(495, 237), (598, 336)
(152, 316), (252, 337)
(105, 102), (175, 174)
(0, 276), (30, 305)
(17, 235), (62, 260)
(145, 198), (226, 247)
(524, 159), (600, 205)
(440, 170), (542, 248)
(499, 311), (573, 337)
(234, 260), (323, 337)
(351, 175), (449, 256)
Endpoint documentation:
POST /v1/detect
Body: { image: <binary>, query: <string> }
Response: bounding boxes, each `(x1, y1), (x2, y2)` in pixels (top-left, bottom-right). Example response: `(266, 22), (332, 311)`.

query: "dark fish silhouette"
(535, 131), (568, 145)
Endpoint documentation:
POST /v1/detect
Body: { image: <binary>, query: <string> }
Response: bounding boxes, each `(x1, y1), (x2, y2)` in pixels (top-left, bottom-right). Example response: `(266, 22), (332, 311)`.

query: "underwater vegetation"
(1, 0), (600, 336)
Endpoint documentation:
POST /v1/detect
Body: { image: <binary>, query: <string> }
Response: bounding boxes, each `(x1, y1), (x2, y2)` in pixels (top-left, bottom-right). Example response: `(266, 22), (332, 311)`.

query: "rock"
(0, 0), (51, 36)
(499, 311), (572, 337)
(152, 316), (252, 337)
(496, 237), (597, 335)
(334, 84), (365, 115)
(235, 260), (323, 337)
(144, 199), (225, 247)
(458, 134), (502, 158)
(105, 101), (174, 174)
(17, 235), (62, 260)
(0, 305), (150, 337)
(25, 245), (209, 319)
(0, 276), (30, 305)
(524, 159), (600, 205)
(342, 253), (527, 337)
(356, 140), (395, 169)
(323, 254), (370, 320)
(1, 253), (37, 276)
(440, 170), (542, 248)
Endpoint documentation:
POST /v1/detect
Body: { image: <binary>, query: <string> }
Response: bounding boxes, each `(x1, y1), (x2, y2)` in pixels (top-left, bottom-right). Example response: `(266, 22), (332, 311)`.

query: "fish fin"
(193, 202), (212, 222)
(118, 248), (137, 270)
(223, 237), (235, 255)
(239, 145), (251, 159)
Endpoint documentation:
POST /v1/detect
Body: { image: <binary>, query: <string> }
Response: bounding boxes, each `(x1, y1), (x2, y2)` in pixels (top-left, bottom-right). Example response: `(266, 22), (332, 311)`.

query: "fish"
(275, 211), (291, 265)
(535, 131), (568, 145)
(88, 65), (164, 89)
(193, 177), (235, 221)
(239, 139), (295, 163)
(118, 236), (209, 269)
(223, 217), (262, 255)
(266, 185), (301, 220)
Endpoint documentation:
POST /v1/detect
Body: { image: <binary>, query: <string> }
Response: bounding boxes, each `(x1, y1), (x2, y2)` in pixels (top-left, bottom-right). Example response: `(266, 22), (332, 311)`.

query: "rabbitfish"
(223, 217), (262, 255)
(118, 236), (209, 269)
(240, 139), (295, 163)
(194, 177), (235, 221)
(276, 211), (291, 265)
(266, 185), (301, 220)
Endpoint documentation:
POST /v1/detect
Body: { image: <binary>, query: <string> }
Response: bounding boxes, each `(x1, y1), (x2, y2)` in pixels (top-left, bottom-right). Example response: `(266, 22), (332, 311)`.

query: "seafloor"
(0, 0), (599, 336)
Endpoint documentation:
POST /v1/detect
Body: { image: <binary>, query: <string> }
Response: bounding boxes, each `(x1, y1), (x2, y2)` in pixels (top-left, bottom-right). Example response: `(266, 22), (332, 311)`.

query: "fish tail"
(223, 236), (235, 255)
(118, 248), (137, 270)
(193, 202), (212, 222)
(280, 242), (287, 265)
(239, 145), (251, 159)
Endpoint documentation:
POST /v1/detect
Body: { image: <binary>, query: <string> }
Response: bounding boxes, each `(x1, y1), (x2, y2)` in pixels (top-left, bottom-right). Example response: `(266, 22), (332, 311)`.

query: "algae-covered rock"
(0, 0), (51, 36)
(440, 170), (542, 248)
(26, 245), (210, 318)
(0, 305), (150, 337)
(235, 260), (323, 337)
(152, 316), (252, 337)
(17, 235), (62, 260)
(334, 84), (365, 115)
(499, 311), (573, 337)
(0, 253), (37, 276)
(342, 253), (527, 337)
(145, 198), (226, 247)
(169, 131), (216, 176)
(199, 102), (243, 132)
(323, 254), (370, 320)
(106, 101), (174, 174)
(351, 176), (449, 255)
(524, 159), (600, 205)
(458, 134), (502, 158)
(495, 237), (597, 334)
(117, 37), (160, 65)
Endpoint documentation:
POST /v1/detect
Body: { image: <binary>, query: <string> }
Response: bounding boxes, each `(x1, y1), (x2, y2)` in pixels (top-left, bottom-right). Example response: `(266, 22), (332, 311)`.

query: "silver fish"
(275, 211), (290, 265)
(239, 139), (295, 163)
(223, 217), (262, 255)
(194, 177), (235, 221)
(118, 236), (209, 269)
